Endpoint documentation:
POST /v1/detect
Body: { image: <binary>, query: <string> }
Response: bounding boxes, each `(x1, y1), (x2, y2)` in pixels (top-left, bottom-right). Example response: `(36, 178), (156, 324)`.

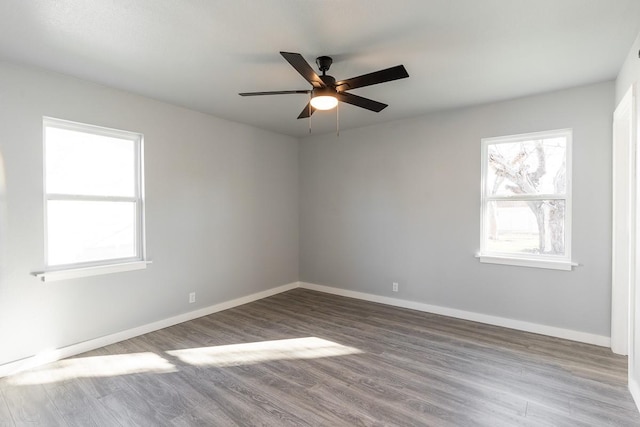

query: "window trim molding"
(40, 117), (147, 278)
(34, 261), (152, 282)
(478, 128), (574, 269)
(475, 254), (577, 271)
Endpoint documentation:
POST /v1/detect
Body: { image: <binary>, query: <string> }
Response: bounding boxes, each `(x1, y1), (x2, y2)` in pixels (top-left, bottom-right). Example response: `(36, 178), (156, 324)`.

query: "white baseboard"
(299, 282), (611, 348)
(0, 282), (299, 378)
(0, 280), (613, 379)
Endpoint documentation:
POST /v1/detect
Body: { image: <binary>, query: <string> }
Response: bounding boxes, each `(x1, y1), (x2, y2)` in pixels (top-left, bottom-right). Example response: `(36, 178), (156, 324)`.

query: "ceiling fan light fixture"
(310, 95), (338, 110)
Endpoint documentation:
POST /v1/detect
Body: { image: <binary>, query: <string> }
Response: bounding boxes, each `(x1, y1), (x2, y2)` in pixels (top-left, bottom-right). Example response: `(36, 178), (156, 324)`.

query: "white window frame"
(36, 117), (148, 281)
(478, 128), (575, 271)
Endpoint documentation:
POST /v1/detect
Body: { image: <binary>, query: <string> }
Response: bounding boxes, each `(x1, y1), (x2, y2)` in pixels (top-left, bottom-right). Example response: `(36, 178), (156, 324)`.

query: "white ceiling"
(1, 0), (639, 137)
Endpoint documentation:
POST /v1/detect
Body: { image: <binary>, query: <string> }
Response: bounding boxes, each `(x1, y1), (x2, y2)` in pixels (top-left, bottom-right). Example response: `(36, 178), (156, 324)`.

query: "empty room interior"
(2, 1), (640, 425)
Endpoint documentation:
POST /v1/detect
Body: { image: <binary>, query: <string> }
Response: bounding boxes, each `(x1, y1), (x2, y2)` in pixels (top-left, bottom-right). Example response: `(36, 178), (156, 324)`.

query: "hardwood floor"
(1, 288), (638, 426)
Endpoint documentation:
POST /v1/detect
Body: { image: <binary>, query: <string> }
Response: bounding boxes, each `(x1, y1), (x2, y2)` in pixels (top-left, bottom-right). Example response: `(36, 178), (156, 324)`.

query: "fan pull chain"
(308, 92), (312, 134)
(336, 101), (340, 137)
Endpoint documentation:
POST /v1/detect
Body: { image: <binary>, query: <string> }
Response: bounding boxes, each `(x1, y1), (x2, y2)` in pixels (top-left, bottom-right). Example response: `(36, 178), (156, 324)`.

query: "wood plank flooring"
(1, 288), (638, 426)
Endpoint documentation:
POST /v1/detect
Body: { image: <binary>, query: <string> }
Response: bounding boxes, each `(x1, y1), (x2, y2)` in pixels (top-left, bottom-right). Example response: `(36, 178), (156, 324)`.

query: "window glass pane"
(45, 127), (135, 197)
(47, 200), (137, 266)
(485, 200), (565, 256)
(486, 137), (566, 196)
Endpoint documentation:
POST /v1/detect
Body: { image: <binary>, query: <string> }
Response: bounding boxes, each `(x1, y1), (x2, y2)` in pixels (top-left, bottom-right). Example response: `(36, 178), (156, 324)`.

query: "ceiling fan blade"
(239, 90), (311, 96)
(297, 102), (316, 119)
(336, 65), (409, 92)
(336, 92), (388, 112)
(280, 52), (325, 88)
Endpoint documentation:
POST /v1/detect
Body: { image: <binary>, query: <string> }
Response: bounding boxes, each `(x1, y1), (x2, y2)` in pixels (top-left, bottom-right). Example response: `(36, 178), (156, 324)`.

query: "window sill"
(33, 260), (151, 282)
(476, 254), (578, 271)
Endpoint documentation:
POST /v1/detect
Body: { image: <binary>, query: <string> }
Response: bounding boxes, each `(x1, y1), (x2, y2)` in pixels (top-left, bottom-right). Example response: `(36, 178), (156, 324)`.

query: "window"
(479, 129), (573, 270)
(39, 117), (146, 280)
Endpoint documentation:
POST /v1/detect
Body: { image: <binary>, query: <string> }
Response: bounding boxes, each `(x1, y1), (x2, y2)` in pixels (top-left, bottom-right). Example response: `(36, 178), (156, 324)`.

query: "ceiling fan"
(239, 52), (409, 119)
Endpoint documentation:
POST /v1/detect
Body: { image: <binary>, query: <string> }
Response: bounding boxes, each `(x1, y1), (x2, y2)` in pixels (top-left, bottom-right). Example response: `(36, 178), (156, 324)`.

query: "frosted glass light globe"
(310, 95), (338, 110)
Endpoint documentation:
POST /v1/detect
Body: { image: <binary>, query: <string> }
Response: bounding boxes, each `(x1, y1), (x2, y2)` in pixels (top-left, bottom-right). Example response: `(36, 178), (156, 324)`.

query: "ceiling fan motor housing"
(319, 74), (336, 87)
(312, 86), (336, 98)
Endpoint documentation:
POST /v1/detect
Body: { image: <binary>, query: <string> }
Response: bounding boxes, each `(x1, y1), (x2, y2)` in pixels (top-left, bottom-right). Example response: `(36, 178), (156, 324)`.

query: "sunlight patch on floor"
(8, 352), (177, 385)
(167, 337), (363, 367)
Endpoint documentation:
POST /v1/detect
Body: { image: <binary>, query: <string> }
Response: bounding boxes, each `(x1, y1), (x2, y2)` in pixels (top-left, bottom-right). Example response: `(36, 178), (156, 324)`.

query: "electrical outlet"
(392, 282), (399, 292)
(189, 292), (196, 303)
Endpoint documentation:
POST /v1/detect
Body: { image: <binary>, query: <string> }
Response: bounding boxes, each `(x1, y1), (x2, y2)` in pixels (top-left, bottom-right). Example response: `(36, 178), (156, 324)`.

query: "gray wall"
(0, 59), (620, 367)
(300, 81), (614, 337)
(0, 62), (299, 366)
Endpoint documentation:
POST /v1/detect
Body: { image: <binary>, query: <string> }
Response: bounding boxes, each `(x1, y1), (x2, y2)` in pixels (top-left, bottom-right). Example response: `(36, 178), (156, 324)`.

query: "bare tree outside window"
(481, 131), (570, 261)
